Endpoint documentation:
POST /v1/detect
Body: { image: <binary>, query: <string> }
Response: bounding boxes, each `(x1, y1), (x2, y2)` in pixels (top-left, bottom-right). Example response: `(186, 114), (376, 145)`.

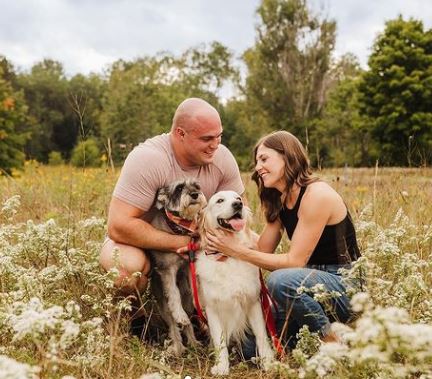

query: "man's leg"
(99, 237), (151, 295)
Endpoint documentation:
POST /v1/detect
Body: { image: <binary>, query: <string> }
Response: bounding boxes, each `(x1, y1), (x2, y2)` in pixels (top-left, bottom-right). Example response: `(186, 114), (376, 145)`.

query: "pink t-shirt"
(113, 133), (244, 221)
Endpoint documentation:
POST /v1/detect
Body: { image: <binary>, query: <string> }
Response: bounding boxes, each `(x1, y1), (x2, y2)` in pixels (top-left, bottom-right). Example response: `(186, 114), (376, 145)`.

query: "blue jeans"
(242, 264), (357, 359)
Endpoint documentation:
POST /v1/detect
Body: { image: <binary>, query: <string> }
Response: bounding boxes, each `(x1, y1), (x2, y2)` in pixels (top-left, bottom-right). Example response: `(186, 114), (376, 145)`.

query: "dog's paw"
(173, 309), (191, 326)
(167, 342), (186, 357)
(260, 357), (275, 372)
(210, 361), (230, 376)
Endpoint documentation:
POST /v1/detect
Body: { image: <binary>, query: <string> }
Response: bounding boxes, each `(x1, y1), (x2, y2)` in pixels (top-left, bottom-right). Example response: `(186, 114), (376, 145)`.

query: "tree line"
(1, 0), (431, 173)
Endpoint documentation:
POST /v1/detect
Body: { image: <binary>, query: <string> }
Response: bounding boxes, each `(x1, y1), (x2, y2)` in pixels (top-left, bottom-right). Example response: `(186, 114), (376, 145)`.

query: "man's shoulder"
(213, 144), (236, 167)
(128, 134), (171, 159)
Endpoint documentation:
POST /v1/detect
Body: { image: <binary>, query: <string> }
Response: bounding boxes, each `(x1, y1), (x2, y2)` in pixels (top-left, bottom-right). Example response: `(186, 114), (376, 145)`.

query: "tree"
(68, 73), (106, 142)
(358, 16), (432, 166)
(0, 65), (29, 173)
(70, 138), (101, 167)
(312, 54), (377, 167)
(242, 0), (336, 145)
(17, 59), (75, 162)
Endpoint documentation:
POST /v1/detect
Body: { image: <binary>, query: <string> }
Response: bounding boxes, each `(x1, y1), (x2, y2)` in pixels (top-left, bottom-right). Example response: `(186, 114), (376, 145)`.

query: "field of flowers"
(0, 162), (431, 379)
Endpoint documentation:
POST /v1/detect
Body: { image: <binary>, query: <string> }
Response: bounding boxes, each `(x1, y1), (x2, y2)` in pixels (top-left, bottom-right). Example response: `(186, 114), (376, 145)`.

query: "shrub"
(47, 151), (64, 166)
(70, 139), (101, 167)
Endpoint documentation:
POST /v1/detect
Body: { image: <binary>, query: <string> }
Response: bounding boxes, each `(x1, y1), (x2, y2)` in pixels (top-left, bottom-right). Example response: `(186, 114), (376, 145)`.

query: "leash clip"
(187, 237), (199, 262)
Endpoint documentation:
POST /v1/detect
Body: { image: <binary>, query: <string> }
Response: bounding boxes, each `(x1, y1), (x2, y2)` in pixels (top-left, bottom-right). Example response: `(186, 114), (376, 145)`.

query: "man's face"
(181, 115), (223, 166)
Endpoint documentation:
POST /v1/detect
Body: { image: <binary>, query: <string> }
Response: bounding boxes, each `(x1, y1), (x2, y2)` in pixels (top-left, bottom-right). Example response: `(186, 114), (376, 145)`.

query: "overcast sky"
(0, 0), (431, 77)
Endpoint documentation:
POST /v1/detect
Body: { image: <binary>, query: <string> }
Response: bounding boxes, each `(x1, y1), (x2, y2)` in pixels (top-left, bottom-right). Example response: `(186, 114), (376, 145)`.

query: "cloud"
(0, 0), (430, 75)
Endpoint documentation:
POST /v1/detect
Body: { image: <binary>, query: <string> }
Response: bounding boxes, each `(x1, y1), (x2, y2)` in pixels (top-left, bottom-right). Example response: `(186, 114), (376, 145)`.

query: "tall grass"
(0, 163), (431, 378)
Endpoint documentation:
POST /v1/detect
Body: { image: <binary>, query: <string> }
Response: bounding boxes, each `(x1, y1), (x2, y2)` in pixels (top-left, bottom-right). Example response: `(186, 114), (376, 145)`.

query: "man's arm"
(107, 197), (190, 252)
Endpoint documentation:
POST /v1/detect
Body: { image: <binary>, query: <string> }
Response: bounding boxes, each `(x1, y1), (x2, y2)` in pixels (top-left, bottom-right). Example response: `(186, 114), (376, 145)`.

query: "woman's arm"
(206, 188), (333, 271)
(257, 218), (284, 253)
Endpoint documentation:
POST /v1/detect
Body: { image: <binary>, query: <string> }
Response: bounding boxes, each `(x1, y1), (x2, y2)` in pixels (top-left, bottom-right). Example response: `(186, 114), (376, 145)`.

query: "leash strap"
(188, 239), (208, 325)
(259, 270), (285, 358)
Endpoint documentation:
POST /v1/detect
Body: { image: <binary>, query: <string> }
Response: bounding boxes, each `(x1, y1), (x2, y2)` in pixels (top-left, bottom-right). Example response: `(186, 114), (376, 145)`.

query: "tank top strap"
(291, 186), (307, 212)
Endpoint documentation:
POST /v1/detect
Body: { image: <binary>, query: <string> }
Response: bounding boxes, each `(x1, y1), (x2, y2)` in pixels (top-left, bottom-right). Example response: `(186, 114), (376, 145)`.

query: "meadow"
(0, 162), (431, 379)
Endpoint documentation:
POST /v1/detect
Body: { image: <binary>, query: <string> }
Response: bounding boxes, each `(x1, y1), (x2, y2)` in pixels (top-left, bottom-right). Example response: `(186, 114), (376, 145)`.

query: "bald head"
(170, 98), (223, 168)
(171, 98), (221, 133)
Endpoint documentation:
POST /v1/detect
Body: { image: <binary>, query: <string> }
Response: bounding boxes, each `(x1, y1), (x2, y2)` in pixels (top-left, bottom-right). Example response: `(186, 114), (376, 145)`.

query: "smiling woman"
(205, 130), (362, 354)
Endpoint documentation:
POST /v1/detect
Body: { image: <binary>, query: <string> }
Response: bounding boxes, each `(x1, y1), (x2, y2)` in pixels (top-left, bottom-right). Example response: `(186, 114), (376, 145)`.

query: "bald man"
(100, 98), (244, 295)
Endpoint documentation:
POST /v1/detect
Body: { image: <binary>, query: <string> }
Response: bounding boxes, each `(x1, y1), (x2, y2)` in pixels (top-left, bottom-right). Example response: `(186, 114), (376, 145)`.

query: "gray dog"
(149, 178), (207, 356)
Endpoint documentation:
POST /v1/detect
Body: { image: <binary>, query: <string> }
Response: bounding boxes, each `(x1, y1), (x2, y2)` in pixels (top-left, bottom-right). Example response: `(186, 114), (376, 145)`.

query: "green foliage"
(359, 16), (432, 166)
(221, 98), (272, 171)
(0, 63), (29, 173)
(100, 43), (237, 163)
(70, 139), (101, 167)
(16, 59), (74, 162)
(68, 73), (106, 141)
(242, 0), (336, 138)
(47, 151), (64, 165)
(313, 54), (379, 167)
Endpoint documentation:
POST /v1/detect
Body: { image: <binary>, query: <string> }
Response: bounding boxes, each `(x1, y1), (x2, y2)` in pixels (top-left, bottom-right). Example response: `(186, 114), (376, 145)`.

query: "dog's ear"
(155, 186), (169, 209)
(197, 206), (209, 248)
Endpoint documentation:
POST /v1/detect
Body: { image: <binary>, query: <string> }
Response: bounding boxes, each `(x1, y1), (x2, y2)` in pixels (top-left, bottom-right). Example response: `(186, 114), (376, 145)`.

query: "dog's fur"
(196, 190), (274, 376)
(149, 179), (207, 356)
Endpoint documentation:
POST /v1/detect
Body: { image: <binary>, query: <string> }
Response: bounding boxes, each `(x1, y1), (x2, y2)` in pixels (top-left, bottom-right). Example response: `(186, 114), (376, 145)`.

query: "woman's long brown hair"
(252, 131), (319, 222)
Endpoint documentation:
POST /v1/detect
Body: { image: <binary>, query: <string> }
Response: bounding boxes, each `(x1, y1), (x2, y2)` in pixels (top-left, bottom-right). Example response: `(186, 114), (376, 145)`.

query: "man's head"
(171, 98), (223, 168)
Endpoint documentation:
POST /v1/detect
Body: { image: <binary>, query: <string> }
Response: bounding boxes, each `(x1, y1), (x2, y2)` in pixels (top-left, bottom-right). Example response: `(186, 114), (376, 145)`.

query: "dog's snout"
(232, 200), (243, 211)
(190, 192), (199, 200)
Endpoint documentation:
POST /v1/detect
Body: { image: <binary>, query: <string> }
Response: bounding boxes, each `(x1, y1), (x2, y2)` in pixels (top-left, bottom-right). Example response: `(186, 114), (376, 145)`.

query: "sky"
(0, 0), (431, 77)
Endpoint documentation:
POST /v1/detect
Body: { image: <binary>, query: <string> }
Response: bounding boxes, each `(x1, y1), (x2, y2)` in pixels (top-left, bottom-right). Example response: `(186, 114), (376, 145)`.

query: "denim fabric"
(241, 264), (357, 359)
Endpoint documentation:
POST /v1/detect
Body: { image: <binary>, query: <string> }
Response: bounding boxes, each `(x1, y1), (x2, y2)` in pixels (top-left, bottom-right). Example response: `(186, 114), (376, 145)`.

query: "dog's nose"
(190, 192), (199, 200)
(232, 201), (243, 211)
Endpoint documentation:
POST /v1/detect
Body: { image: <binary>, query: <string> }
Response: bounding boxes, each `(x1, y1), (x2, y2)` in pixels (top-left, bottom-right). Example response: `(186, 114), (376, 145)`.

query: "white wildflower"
(59, 320), (80, 349)
(351, 292), (371, 313)
(0, 355), (39, 379)
(7, 297), (65, 341)
(1, 195), (21, 220)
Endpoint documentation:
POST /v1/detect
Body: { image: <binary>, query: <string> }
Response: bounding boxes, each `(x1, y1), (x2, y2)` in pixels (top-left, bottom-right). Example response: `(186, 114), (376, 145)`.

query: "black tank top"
(279, 186), (361, 265)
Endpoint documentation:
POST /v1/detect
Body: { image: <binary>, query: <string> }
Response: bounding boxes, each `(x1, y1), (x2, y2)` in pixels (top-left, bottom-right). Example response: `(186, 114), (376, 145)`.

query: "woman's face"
(255, 144), (286, 192)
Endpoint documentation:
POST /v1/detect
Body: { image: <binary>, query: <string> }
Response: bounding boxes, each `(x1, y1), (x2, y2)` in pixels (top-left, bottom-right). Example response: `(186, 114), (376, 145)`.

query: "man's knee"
(100, 238), (151, 293)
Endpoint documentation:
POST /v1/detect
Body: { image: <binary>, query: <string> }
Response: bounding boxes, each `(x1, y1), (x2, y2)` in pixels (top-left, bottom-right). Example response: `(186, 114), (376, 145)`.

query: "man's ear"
(155, 186), (169, 209)
(176, 127), (185, 139)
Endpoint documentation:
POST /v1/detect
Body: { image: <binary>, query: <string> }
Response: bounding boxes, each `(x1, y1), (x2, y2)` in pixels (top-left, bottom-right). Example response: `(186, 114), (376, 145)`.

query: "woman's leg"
(267, 268), (353, 345)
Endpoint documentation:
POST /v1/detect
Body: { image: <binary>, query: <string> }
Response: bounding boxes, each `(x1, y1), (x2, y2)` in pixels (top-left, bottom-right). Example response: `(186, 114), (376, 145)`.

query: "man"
(100, 98), (244, 295)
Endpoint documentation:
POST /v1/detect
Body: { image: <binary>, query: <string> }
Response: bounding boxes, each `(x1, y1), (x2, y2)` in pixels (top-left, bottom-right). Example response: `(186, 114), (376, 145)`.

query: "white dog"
(195, 190), (274, 376)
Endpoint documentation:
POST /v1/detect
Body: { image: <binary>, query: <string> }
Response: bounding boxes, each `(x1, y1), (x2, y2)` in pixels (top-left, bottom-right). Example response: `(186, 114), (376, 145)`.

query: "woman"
(205, 131), (361, 350)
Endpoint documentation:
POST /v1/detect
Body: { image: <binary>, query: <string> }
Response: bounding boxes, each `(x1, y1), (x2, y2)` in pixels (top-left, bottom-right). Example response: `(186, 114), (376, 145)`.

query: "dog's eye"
(216, 198), (224, 204)
(175, 184), (185, 193)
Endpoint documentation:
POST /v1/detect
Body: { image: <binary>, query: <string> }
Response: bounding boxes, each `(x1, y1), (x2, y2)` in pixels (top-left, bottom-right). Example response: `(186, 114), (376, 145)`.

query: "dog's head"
(155, 179), (207, 220)
(201, 190), (250, 233)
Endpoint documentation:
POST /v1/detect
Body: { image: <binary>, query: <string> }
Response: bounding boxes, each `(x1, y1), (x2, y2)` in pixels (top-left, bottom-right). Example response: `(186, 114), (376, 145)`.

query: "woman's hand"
(205, 229), (244, 258)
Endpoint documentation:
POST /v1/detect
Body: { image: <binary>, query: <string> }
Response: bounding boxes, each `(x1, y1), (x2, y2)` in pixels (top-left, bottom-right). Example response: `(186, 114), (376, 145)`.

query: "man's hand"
(176, 239), (201, 257)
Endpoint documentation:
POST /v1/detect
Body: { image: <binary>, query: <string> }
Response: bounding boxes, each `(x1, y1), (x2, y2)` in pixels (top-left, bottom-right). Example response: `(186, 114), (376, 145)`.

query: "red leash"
(260, 270), (285, 357)
(188, 239), (208, 325)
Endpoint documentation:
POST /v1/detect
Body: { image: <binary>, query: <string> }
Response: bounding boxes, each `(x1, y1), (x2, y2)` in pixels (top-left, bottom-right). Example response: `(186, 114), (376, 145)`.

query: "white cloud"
(0, 0), (430, 75)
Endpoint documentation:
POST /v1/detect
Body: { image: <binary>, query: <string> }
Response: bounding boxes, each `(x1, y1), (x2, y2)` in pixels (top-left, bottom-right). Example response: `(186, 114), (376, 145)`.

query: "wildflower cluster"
(287, 205), (432, 378)
(0, 196), (118, 377)
(295, 292), (432, 378)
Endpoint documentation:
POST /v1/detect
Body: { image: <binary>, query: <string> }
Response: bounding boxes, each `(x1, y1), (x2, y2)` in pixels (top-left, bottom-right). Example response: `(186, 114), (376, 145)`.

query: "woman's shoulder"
(304, 181), (342, 205)
(306, 180), (335, 195)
